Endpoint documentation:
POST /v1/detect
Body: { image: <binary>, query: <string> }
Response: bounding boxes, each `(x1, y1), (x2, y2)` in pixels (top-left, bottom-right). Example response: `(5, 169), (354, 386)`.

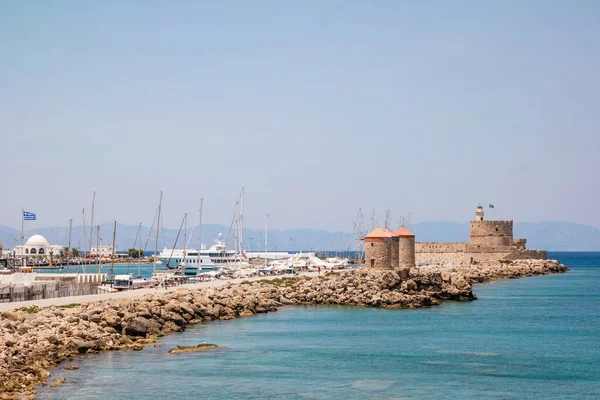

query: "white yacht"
(157, 235), (242, 274)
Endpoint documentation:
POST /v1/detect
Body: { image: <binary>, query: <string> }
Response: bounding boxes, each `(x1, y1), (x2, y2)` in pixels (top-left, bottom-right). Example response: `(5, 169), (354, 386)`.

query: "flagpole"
(21, 208), (24, 248)
(21, 208), (24, 269)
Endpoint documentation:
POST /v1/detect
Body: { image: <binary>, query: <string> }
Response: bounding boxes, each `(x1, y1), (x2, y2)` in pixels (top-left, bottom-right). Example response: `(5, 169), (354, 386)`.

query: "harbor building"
(90, 245), (114, 257)
(10, 235), (64, 260)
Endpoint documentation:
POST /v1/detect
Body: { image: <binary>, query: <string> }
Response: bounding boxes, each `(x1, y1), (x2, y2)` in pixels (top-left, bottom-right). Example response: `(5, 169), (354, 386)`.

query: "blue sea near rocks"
(38, 252), (600, 399)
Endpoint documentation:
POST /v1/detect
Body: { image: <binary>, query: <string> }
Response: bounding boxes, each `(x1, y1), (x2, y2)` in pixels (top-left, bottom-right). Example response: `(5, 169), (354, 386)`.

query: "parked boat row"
(6, 188), (357, 297)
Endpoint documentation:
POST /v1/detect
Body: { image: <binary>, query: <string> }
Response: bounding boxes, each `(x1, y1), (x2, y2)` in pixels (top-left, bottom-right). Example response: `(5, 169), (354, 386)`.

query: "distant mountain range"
(0, 221), (598, 252)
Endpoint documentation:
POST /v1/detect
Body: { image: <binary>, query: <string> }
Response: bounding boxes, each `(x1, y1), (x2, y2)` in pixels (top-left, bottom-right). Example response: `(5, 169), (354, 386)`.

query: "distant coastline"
(1, 221), (600, 252)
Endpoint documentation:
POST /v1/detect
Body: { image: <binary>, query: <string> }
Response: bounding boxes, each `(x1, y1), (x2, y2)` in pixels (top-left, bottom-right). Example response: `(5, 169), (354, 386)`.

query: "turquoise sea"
(38, 252), (600, 399)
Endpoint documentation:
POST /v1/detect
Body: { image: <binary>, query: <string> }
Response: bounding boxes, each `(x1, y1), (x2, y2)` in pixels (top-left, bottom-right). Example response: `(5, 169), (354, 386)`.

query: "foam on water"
(38, 252), (600, 399)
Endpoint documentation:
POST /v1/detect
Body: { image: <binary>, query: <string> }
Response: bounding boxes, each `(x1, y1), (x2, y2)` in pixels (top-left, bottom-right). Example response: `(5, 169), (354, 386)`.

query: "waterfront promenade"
(0, 272), (318, 312)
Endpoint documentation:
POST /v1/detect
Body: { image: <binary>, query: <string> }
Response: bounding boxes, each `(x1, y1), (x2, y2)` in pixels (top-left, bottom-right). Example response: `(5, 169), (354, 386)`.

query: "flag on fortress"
(489, 204), (495, 209)
(23, 211), (36, 220)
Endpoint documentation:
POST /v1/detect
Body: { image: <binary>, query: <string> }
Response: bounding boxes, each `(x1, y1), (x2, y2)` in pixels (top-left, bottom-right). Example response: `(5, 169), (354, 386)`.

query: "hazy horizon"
(2, 219), (600, 252)
(2, 1), (598, 231)
(2, 217), (600, 233)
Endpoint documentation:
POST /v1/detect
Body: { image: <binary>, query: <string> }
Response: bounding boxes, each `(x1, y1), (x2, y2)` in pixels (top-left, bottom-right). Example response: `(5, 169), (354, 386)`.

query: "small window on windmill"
(370, 259), (375, 267)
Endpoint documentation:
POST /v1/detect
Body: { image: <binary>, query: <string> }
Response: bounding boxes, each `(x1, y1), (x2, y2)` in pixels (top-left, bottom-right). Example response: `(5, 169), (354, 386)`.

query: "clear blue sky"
(1, 1), (598, 231)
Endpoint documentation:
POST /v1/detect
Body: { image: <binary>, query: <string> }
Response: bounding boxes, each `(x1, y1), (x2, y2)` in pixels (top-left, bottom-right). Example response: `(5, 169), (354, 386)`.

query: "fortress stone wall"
(416, 243), (468, 254)
(415, 206), (547, 266)
(415, 243), (469, 265)
(503, 249), (548, 260)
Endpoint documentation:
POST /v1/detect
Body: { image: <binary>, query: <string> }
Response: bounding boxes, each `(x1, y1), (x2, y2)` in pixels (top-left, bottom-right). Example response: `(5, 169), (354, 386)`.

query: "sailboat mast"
(183, 213), (187, 273)
(82, 208), (86, 274)
(153, 191), (162, 277)
(233, 203), (238, 262)
(239, 188), (244, 268)
(67, 218), (72, 256)
(110, 220), (116, 286)
(264, 214), (268, 267)
(197, 199), (203, 277)
(66, 218), (72, 271)
(89, 191), (95, 268)
(137, 223), (142, 278)
(96, 225), (100, 273)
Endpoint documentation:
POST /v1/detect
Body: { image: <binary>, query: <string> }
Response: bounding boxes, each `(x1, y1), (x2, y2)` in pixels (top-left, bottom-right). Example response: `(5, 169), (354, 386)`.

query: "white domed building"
(12, 234), (64, 259)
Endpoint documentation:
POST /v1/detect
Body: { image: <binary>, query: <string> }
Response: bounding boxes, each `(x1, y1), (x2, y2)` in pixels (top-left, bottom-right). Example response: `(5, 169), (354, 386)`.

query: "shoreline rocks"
(0, 259), (567, 398)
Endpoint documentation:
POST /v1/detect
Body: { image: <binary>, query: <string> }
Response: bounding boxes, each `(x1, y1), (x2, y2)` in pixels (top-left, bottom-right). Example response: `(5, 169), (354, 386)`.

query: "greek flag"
(488, 204), (495, 209)
(23, 211), (36, 221)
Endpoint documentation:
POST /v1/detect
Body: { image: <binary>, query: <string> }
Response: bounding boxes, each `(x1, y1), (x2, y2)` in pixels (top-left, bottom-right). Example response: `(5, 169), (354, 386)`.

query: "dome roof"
(25, 234), (49, 247)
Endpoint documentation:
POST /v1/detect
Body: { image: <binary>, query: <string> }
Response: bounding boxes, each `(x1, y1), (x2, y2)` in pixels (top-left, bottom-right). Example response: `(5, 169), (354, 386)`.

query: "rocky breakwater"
(0, 286), (282, 398)
(250, 259), (567, 309)
(0, 259), (567, 398)
(255, 267), (476, 309)
(420, 258), (570, 284)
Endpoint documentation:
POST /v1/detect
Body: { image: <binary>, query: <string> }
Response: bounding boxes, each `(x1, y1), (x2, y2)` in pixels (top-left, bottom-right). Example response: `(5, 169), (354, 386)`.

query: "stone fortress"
(365, 205), (547, 269)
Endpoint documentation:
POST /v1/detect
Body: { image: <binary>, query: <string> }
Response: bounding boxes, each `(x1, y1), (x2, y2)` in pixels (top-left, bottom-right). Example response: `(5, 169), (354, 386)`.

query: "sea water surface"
(39, 252), (600, 399)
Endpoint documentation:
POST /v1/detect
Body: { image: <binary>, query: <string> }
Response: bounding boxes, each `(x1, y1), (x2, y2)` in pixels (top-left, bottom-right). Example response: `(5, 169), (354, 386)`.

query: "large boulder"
(69, 338), (98, 354)
(103, 313), (121, 328)
(161, 311), (186, 327)
(124, 317), (161, 337)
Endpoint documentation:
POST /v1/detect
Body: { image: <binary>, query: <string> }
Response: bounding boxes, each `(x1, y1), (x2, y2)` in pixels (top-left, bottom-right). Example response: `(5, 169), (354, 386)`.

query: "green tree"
(128, 248), (144, 258)
(64, 247), (80, 257)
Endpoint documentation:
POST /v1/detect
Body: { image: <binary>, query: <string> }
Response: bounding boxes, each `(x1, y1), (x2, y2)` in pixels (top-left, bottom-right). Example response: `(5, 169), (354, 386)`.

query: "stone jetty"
(0, 259), (567, 398)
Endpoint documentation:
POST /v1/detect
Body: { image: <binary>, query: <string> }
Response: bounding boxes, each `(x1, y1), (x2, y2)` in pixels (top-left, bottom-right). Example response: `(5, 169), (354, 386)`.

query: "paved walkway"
(0, 272), (319, 311)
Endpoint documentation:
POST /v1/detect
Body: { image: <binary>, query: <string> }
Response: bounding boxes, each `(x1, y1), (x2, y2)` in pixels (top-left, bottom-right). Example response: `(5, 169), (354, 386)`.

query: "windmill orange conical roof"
(394, 227), (415, 237)
(365, 227), (391, 238)
(384, 228), (396, 237)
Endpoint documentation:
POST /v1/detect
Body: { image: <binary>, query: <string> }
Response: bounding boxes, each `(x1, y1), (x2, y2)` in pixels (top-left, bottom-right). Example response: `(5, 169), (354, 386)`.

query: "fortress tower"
(395, 227), (416, 268)
(469, 205), (514, 247)
(475, 204), (484, 221)
(364, 228), (392, 269)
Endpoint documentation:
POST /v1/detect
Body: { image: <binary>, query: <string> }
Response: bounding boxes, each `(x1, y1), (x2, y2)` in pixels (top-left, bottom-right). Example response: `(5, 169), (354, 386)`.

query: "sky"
(1, 1), (599, 231)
